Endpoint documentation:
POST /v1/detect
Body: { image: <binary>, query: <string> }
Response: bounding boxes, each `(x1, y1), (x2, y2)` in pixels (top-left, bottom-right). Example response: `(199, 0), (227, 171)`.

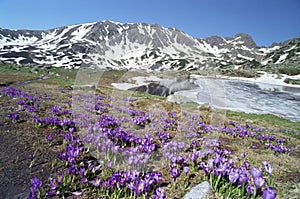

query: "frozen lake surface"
(169, 78), (300, 122)
(112, 74), (300, 122)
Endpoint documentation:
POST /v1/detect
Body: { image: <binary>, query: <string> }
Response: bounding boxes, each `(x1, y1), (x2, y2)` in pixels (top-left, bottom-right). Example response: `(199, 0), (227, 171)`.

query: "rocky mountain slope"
(0, 20), (299, 71)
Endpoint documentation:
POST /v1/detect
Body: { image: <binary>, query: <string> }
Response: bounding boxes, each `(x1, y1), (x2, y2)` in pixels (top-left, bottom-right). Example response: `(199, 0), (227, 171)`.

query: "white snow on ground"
(241, 45), (252, 51)
(261, 59), (271, 65)
(251, 72), (300, 86)
(111, 75), (163, 90)
(211, 72), (300, 88)
(71, 23), (96, 41)
(255, 51), (266, 56)
(14, 57), (26, 64)
(284, 45), (296, 52)
(0, 35), (39, 47)
(111, 83), (141, 90)
(237, 54), (253, 61)
(258, 45), (280, 54)
(132, 75), (162, 84)
(234, 65), (241, 70)
(275, 53), (288, 64)
(199, 40), (226, 56)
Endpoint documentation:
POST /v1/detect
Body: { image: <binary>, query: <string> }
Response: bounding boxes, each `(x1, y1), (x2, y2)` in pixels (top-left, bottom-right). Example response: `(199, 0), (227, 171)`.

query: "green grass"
(284, 78), (300, 85)
(279, 66), (300, 76)
(226, 110), (300, 133)
(0, 63), (39, 83)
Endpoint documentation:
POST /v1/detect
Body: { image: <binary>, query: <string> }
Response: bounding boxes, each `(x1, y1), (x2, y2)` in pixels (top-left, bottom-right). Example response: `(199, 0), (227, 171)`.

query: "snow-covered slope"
(0, 20), (299, 70)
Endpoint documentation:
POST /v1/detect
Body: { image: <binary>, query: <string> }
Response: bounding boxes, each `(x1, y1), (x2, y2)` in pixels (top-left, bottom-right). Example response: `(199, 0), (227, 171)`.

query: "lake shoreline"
(111, 72), (300, 122)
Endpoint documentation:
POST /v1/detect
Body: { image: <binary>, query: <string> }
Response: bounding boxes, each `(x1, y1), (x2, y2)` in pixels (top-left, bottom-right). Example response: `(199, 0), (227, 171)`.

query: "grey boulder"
(183, 181), (211, 199)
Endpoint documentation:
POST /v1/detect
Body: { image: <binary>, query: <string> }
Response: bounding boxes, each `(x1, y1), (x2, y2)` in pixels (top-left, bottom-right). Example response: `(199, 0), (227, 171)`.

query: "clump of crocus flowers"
(27, 177), (42, 199)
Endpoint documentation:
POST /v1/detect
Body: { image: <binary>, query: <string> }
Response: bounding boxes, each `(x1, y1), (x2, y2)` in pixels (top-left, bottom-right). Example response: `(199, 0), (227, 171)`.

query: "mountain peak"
(231, 33), (257, 48)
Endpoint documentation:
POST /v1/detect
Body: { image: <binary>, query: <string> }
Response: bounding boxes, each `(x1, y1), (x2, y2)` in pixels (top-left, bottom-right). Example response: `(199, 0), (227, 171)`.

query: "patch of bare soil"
(0, 86), (63, 199)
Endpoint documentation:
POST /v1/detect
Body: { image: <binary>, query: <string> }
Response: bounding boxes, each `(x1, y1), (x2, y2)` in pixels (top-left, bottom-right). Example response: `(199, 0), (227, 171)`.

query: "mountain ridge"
(0, 20), (299, 71)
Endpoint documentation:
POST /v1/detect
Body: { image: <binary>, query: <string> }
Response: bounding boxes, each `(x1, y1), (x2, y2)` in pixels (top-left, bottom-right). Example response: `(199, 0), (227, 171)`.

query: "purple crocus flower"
(49, 178), (59, 190)
(156, 187), (166, 198)
(78, 167), (85, 176)
(251, 167), (262, 178)
(170, 167), (180, 181)
(215, 162), (229, 177)
(254, 176), (265, 189)
(69, 127), (75, 133)
(28, 177), (42, 198)
(88, 162), (94, 171)
(135, 179), (146, 195)
(151, 172), (162, 184)
(229, 120), (235, 126)
(92, 178), (101, 187)
(190, 152), (198, 163)
(262, 161), (274, 176)
(152, 195), (159, 199)
(67, 164), (77, 175)
(109, 176), (117, 188)
(106, 161), (112, 168)
(59, 152), (67, 160)
(81, 177), (88, 184)
(30, 177), (42, 191)
(47, 134), (53, 142)
(8, 113), (20, 122)
(183, 166), (190, 175)
(56, 174), (63, 183)
(102, 180), (109, 189)
(191, 140), (200, 148)
(176, 155), (186, 165)
(246, 184), (255, 195)
(16, 99), (26, 105)
(229, 168), (239, 184)
(28, 153), (34, 160)
(243, 161), (250, 169)
(238, 172), (249, 185)
(199, 161), (210, 175)
(263, 187), (277, 199)
(47, 190), (59, 196)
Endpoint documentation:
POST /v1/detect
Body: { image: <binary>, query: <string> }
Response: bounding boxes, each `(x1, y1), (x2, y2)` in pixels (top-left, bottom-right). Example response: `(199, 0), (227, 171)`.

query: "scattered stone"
(183, 181), (211, 199)
(43, 65), (52, 70)
(129, 83), (172, 97)
(126, 97), (143, 101)
(71, 84), (96, 90)
(0, 81), (13, 87)
(30, 69), (38, 74)
(167, 94), (193, 104)
(246, 119), (254, 123)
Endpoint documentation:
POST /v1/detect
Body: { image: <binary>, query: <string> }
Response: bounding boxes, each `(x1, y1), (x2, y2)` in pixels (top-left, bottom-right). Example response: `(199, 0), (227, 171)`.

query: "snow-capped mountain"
(0, 20), (299, 71)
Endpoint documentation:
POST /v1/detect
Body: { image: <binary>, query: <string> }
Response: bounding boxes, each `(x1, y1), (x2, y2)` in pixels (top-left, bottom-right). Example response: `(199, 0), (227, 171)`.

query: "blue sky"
(0, 0), (299, 46)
